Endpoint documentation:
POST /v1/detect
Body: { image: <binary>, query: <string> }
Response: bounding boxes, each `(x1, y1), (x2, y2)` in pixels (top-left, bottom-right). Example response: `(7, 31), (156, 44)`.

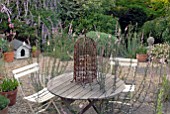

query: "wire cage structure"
(74, 36), (97, 84)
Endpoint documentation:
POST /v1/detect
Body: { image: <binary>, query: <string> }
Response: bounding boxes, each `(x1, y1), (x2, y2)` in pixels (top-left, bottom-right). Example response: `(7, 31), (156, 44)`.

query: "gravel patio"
(3, 57), (170, 114)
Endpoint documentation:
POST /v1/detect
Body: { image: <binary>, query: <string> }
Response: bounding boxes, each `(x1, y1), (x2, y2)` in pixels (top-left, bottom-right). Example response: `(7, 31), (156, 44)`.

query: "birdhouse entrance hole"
(21, 49), (25, 56)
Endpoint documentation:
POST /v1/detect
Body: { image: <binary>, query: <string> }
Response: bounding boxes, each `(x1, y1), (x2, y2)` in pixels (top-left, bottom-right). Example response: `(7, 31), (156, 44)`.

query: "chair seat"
(24, 88), (55, 103)
(109, 101), (131, 106)
(122, 85), (135, 92)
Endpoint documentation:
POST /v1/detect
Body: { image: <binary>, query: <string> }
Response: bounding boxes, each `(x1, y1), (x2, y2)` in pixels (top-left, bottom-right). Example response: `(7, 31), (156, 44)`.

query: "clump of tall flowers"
(151, 43), (170, 61)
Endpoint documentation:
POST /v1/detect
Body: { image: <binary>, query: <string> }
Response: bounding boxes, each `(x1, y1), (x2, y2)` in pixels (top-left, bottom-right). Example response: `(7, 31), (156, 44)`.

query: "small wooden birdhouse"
(11, 39), (31, 59)
(74, 36), (97, 84)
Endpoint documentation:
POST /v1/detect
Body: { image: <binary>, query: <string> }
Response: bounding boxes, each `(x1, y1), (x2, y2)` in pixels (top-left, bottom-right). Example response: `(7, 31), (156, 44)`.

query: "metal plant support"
(74, 36), (97, 84)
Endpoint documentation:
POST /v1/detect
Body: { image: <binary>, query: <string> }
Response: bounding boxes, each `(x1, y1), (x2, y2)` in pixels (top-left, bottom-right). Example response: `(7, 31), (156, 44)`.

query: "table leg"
(78, 100), (100, 114)
(88, 100), (101, 114)
(61, 98), (77, 114)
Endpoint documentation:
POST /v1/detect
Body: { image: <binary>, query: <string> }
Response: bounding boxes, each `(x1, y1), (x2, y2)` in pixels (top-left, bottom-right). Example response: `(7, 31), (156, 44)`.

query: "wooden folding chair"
(110, 57), (138, 113)
(12, 63), (61, 114)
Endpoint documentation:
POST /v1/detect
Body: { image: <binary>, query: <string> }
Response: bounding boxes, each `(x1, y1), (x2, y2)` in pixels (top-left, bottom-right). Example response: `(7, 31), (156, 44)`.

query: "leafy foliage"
(0, 78), (19, 92)
(58, 0), (86, 22)
(58, 0), (116, 34)
(117, 29), (142, 58)
(84, 0), (116, 13)
(162, 75), (170, 102)
(0, 38), (14, 52)
(73, 13), (117, 34)
(113, 0), (169, 33)
(0, 95), (9, 110)
(151, 43), (170, 60)
(118, 38), (139, 58)
(32, 46), (37, 52)
(156, 87), (164, 114)
(142, 16), (170, 43)
(136, 45), (147, 54)
(119, 7), (147, 32)
(30, 9), (59, 29)
(0, 0), (60, 46)
(86, 31), (116, 56)
(0, 13), (9, 33)
(12, 20), (37, 42)
(0, 38), (8, 53)
(58, 0), (115, 21)
(115, 0), (166, 19)
(156, 75), (170, 114)
(110, 6), (128, 18)
(44, 33), (75, 61)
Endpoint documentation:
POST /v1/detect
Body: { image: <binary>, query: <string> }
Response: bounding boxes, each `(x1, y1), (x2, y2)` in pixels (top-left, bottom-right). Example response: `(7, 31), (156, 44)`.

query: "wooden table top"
(47, 72), (125, 100)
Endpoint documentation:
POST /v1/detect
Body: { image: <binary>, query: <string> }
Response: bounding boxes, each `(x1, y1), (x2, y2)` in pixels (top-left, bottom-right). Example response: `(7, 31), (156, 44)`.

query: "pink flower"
(13, 32), (16, 36)
(9, 23), (14, 28)
(8, 18), (11, 22)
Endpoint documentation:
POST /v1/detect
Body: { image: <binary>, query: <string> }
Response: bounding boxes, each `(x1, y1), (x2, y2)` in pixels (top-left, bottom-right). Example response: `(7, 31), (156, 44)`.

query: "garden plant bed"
(1, 58), (168, 114)
(0, 1), (170, 114)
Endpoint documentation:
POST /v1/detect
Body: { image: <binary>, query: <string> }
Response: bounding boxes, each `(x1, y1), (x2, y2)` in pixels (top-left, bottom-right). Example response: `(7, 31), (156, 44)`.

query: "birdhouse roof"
(11, 39), (31, 50)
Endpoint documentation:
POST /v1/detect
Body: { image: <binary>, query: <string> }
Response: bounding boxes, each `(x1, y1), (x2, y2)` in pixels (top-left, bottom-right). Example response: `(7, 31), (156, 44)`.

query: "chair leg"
(25, 98), (61, 114)
(25, 100), (36, 114)
(43, 100), (52, 111)
(43, 99), (61, 114)
(51, 100), (61, 114)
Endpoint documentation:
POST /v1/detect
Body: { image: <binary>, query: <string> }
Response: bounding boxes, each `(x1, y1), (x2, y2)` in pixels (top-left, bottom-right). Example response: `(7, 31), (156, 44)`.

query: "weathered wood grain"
(47, 72), (125, 100)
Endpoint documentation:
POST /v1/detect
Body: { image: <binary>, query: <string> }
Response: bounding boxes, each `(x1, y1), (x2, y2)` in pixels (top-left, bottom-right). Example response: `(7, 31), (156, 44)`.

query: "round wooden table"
(47, 72), (125, 114)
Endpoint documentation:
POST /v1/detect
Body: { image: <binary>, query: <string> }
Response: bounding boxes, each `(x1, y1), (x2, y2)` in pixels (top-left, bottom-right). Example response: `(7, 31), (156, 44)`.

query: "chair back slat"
(114, 57), (137, 63)
(110, 62), (137, 67)
(14, 67), (39, 79)
(110, 57), (138, 68)
(12, 63), (39, 79)
(12, 63), (38, 74)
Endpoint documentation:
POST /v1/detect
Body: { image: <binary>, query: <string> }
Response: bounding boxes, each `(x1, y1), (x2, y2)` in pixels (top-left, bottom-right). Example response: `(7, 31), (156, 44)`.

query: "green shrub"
(136, 45), (147, 54)
(58, 0), (85, 22)
(142, 17), (170, 43)
(117, 29), (142, 58)
(58, 0), (116, 34)
(156, 75), (170, 113)
(0, 78), (19, 92)
(0, 38), (14, 53)
(86, 31), (116, 56)
(0, 13), (9, 33)
(0, 38), (8, 53)
(162, 75), (170, 102)
(156, 87), (163, 114)
(118, 38), (139, 58)
(73, 13), (117, 34)
(115, 0), (165, 19)
(0, 95), (9, 110)
(44, 33), (75, 61)
(119, 7), (147, 32)
(32, 46), (37, 52)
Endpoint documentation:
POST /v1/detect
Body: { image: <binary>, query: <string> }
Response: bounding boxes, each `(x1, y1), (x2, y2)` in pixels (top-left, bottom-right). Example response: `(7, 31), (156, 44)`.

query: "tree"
(119, 7), (147, 33)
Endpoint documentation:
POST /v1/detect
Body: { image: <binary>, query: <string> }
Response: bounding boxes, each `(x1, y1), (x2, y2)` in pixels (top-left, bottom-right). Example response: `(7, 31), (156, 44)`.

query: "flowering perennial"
(151, 43), (170, 60)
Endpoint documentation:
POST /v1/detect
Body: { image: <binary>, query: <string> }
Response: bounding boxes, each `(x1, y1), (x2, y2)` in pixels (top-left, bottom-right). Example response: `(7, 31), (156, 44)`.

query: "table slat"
(47, 72), (125, 100)
(73, 76), (114, 99)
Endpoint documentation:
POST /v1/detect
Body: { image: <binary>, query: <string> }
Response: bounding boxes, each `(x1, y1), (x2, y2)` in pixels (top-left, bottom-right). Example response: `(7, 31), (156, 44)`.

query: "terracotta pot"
(0, 73), (4, 80)
(0, 88), (18, 106)
(0, 106), (8, 114)
(136, 54), (148, 62)
(32, 50), (40, 57)
(3, 52), (14, 62)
